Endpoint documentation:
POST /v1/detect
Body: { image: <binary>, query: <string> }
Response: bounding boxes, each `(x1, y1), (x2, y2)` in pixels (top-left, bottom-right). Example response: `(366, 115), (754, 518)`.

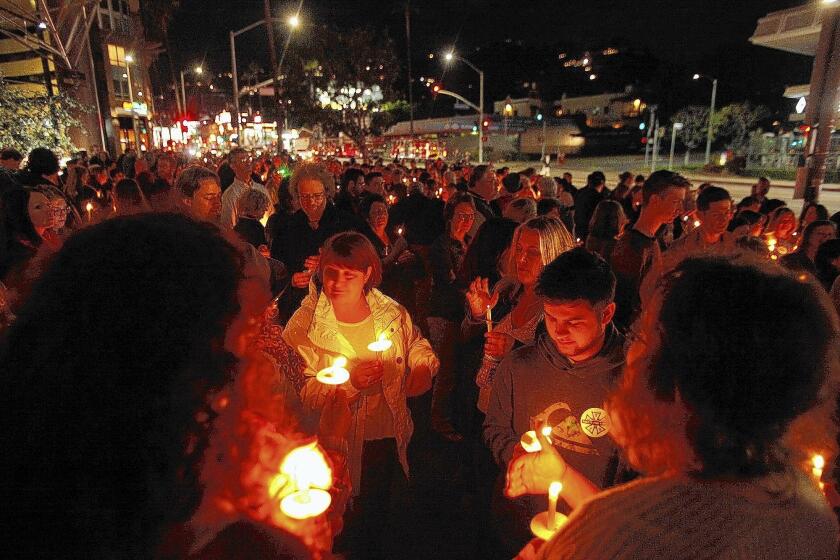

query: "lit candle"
(388, 194), (396, 205)
(367, 332), (393, 357)
(520, 426), (553, 453)
(693, 220), (701, 228)
(316, 356), (350, 385)
(812, 454), (825, 490)
(485, 305), (492, 333)
(85, 201), (93, 223)
(530, 480), (568, 540)
(277, 442), (333, 520)
(547, 481), (562, 529)
(397, 226), (404, 237)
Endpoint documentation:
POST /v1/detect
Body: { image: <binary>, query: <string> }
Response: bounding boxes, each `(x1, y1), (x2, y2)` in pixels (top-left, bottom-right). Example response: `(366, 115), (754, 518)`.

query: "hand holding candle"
(349, 360), (384, 391)
(529, 481), (568, 540)
(85, 201), (93, 223)
(506, 424), (566, 499)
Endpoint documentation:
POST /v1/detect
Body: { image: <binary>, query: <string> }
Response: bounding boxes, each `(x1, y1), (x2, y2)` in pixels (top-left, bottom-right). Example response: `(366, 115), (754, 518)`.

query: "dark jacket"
(270, 203), (360, 321)
(428, 233), (469, 322)
(609, 228), (661, 331)
(390, 191), (445, 246)
(573, 186), (605, 241)
(234, 217), (267, 248)
(780, 250), (816, 275)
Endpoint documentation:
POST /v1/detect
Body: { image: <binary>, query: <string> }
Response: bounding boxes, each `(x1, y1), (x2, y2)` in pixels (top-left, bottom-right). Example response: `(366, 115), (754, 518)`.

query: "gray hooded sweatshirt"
(483, 324), (626, 490)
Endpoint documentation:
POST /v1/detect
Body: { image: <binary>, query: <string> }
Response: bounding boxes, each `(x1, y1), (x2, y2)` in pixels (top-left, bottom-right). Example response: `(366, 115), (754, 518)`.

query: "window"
(108, 44), (129, 100)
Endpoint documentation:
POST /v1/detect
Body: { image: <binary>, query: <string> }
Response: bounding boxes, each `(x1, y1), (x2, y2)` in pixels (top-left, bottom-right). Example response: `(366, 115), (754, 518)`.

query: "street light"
(443, 49), (485, 162)
(230, 16), (300, 142)
(693, 73), (718, 164)
(180, 65), (204, 116)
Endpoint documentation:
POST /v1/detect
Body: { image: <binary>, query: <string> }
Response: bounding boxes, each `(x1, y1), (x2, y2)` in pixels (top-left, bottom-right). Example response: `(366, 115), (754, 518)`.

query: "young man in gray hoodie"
(483, 247), (627, 555)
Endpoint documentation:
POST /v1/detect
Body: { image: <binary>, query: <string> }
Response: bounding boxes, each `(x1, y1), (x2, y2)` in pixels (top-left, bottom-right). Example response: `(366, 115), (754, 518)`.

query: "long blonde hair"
(507, 216), (575, 273)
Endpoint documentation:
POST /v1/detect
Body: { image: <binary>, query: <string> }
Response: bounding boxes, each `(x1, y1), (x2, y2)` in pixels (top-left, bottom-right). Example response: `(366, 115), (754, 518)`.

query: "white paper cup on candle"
(316, 356), (350, 385)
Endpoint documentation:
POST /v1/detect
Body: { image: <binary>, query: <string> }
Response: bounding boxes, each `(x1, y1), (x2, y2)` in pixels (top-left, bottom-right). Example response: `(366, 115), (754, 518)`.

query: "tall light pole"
(124, 54), (140, 150)
(230, 15), (300, 147)
(180, 65), (203, 116)
(444, 50), (484, 163)
(693, 73), (718, 164)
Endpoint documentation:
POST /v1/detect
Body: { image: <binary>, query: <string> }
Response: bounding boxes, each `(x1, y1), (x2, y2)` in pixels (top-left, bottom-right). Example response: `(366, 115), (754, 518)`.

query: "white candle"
(367, 332), (393, 355)
(547, 481), (563, 529)
(85, 202), (93, 223)
(316, 356), (350, 385)
(485, 305), (492, 333)
(812, 454), (825, 489)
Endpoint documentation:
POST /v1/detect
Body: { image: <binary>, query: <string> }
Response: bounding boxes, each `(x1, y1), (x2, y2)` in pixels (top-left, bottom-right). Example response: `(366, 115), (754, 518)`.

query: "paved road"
(500, 157), (840, 215)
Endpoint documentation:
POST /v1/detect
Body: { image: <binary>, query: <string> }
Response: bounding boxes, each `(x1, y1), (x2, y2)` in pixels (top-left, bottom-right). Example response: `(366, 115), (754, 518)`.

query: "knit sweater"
(535, 470), (838, 560)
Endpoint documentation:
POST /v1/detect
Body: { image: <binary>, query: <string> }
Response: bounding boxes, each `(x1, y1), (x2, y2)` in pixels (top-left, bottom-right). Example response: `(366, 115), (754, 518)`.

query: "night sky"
(164, 0), (815, 117)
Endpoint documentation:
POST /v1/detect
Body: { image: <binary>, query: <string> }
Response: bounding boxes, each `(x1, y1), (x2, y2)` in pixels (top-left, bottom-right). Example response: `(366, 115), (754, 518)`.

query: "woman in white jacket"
(283, 231), (439, 557)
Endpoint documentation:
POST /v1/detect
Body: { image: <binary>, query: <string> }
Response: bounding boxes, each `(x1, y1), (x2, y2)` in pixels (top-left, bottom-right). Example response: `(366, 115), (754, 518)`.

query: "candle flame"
(280, 441), (332, 491)
(813, 454), (825, 470)
(693, 220), (701, 228)
(548, 481), (563, 499)
(541, 425), (553, 437)
(85, 202), (93, 211)
(333, 356), (347, 369)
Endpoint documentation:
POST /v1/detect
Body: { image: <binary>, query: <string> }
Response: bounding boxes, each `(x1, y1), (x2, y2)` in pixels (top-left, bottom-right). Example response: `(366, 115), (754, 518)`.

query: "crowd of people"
(2, 143), (839, 559)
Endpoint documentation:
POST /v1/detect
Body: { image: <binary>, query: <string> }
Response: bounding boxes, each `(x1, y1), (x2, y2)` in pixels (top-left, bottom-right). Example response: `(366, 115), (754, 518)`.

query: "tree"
(670, 105), (709, 164)
(713, 102), (769, 154)
(286, 27), (401, 158)
(0, 76), (85, 155)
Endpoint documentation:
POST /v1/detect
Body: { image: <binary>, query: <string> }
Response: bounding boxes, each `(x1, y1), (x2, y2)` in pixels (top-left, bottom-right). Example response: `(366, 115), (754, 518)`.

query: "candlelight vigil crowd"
(3, 144), (840, 560)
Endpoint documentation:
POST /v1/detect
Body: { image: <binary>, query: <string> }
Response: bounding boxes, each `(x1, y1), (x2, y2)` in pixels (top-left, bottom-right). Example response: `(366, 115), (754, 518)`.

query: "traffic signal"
(482, 119), (490, 129)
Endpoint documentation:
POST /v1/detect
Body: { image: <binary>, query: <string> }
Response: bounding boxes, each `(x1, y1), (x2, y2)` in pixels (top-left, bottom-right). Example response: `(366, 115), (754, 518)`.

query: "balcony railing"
(753, 5), (822, 37)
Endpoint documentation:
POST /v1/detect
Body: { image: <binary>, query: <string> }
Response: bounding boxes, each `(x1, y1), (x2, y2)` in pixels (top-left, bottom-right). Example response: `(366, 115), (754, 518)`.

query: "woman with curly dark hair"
(1, 213), (309, 559)
(508, 255), (839, 559)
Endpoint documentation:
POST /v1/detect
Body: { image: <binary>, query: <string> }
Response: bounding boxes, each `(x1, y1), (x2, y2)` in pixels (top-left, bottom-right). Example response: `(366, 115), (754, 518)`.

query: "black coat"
(269, 203), (361, 321)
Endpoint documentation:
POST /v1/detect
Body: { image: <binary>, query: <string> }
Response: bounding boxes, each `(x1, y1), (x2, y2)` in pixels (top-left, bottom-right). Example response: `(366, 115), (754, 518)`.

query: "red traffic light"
(482, 119), (490, 128)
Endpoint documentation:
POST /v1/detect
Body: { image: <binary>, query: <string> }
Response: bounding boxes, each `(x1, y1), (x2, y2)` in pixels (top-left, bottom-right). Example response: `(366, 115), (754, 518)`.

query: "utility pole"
(405, 1), (414, 158)
(264, 0), (283, 153)
(230, 30), (241, 142)
(644, 106), (656, 166)
(704, 79), (717, 164)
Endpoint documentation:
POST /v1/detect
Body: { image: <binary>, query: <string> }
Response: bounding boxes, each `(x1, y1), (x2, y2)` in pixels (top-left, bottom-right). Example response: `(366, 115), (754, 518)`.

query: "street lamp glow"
(125, 54), (134, 63)
(444, 51), (454, 62)
(589, 74), (597, 80)
(288, 14), (300, 28)
(37, 21), (47, 30)
(693, 73), (701, 80)
(195, 66), (203, 74)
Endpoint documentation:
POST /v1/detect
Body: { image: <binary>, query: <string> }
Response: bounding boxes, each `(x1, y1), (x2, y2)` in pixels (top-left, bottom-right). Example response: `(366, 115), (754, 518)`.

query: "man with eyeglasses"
(219, 148), (270, 230)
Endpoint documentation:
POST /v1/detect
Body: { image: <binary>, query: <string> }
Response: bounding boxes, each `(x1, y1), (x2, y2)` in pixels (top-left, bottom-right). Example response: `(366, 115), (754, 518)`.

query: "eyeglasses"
(299, 192), (326, 203)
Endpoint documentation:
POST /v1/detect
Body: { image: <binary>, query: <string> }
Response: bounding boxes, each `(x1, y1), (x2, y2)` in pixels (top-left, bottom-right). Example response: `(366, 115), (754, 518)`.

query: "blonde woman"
(465, 216), (576, 412)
